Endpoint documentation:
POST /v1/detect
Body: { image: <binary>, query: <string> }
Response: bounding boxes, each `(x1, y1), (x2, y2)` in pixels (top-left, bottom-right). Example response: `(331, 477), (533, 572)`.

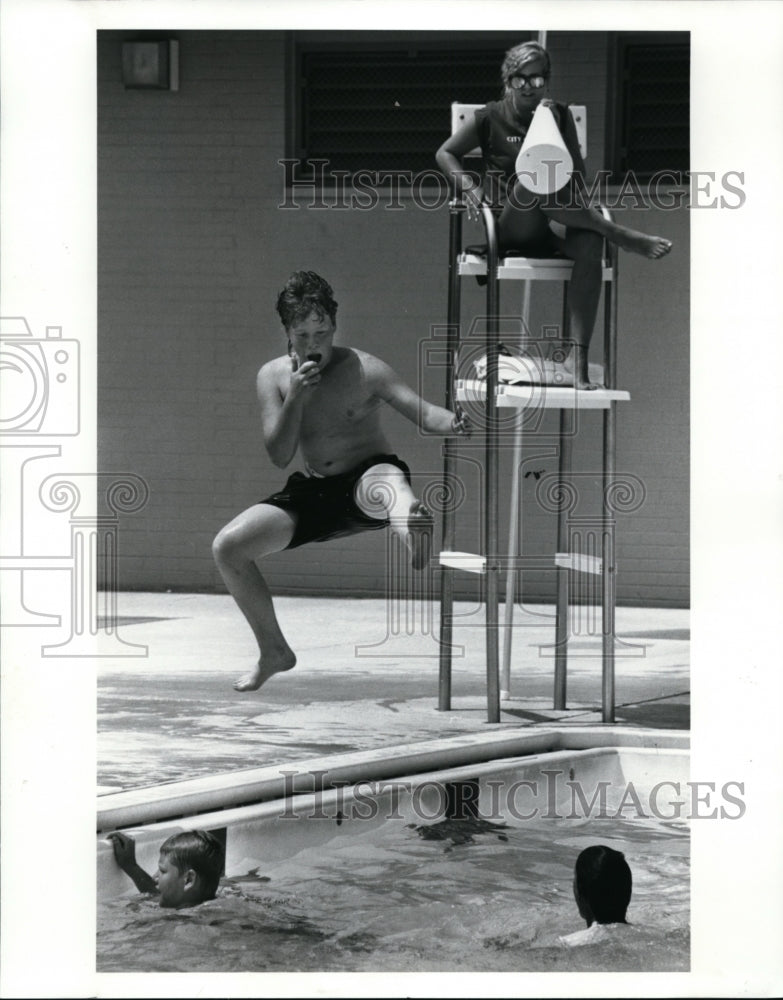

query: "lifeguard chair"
(437, 100), (630, 724)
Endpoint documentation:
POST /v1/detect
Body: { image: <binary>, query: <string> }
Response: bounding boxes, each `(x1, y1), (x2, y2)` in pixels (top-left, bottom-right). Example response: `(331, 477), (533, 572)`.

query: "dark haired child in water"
(560, 844), (633, 946)
(436, 40), (672, 389)
(108, 830), (224, 909)
(212, 270), (471, 693)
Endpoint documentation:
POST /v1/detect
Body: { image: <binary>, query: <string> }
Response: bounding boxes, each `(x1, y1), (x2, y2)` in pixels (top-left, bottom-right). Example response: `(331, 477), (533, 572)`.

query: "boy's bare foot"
(407, 500), (434, 571)
(234, 649), (296, 692)
(614, 230), (672, 259)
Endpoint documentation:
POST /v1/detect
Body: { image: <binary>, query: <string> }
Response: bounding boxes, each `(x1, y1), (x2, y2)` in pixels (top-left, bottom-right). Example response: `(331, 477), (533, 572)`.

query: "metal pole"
(482, 204), (501, 723)
(602, 411), (616, 723)
(601, 237), (619, 723)
(554, 413), (572, 709)
(438, 200), (463, 711)
(501, 281), (532, 698)
(553, 283), (571, 710)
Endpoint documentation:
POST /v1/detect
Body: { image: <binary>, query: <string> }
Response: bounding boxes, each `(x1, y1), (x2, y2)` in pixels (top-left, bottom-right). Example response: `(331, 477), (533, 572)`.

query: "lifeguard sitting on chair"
(435, 40), (672, 390)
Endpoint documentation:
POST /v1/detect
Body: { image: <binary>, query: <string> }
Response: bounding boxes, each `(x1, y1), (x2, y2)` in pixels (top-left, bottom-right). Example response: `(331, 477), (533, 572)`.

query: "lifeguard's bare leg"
(355, 463), (434, 571)
(498, 194), (642, 389)
(212, 504), (298, 691)
(497, 205), (604, 389)
(502, 178), (673, 259)
(519, 175), (673, 259)
(553, 228), (604, 389)
(543, 201), (672, 258)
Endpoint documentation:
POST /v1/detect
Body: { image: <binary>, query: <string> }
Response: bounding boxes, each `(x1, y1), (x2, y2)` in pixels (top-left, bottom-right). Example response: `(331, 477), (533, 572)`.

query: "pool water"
(97, 810), (689, 973)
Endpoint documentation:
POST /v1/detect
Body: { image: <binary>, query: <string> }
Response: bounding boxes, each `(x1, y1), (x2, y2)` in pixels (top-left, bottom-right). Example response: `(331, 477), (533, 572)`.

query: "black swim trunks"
(259, 453), (412, 550)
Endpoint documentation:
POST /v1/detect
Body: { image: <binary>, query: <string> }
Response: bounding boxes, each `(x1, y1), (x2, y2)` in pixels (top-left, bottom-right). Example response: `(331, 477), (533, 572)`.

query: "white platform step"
(555, 552), (603, 575)
(438, 550), (486, 574)
(457, 379), (630, 410)
(439, 551), (604, 576)
(459, 253), (613, 282)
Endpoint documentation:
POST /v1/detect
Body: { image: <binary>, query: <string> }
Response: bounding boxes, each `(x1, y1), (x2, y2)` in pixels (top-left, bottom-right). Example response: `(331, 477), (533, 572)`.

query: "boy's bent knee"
(356, 464), (413, 519)
(214, 506), (296, 563)
(212, 525), (254, 564)
(211, 527), (234, 562)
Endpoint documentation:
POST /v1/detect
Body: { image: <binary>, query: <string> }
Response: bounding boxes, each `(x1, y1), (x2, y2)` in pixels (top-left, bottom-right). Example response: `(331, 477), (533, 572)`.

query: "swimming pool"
(97, 729), (689, 972)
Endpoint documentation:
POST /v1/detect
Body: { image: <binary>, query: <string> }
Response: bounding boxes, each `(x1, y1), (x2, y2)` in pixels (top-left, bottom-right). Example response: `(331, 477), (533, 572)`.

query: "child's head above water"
(157, 830), (225, 908)
(573, 845), (632, 926)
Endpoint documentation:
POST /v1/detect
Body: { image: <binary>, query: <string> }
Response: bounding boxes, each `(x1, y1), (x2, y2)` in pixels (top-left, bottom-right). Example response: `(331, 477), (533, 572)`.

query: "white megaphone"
(514, 103), (573, 195)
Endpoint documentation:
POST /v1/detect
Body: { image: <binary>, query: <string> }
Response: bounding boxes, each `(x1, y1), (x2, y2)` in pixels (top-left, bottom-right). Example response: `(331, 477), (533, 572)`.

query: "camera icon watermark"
(0, 317), (80, 435)
(1, 316), (148, 655)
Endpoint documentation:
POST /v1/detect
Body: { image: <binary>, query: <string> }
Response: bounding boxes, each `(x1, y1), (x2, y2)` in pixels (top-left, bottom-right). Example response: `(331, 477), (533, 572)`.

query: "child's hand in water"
(107, 831), (159, 895)
(107, 831), (138, 870)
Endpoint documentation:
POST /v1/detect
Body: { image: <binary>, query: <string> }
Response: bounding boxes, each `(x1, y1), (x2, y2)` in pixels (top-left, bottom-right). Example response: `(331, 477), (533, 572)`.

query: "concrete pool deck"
(98, 592), (689, 793)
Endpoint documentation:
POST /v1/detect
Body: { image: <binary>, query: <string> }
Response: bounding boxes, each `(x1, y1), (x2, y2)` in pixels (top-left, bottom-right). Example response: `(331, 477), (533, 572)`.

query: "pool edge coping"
(98, 725), (689, 831)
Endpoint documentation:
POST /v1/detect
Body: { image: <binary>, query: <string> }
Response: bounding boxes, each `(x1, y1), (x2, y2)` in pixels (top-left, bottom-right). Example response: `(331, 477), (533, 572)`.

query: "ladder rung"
(439, 551), (486, 574)
(555, 552), (603, 575)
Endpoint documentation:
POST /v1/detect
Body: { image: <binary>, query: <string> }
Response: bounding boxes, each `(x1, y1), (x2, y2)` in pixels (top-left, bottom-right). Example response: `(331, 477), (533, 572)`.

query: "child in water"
(108, 829), (224, 909)
(560, 844), (633, 946)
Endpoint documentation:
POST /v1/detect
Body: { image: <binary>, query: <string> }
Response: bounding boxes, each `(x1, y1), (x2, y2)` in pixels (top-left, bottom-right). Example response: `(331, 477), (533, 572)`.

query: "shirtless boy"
(213, 270), (470, 693)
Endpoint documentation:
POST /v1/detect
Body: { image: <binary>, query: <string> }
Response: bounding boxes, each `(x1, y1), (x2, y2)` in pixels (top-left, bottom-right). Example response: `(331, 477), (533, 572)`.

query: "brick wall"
(98, 29), (689, 607)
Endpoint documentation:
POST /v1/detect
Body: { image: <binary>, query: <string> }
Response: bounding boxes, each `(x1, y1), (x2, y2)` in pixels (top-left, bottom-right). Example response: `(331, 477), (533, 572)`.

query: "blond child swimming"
(108, 829), (224, 909)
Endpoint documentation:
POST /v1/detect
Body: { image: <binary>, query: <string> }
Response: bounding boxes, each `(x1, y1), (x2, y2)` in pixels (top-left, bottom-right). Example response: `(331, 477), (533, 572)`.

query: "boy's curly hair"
(276, 271), (338, 330)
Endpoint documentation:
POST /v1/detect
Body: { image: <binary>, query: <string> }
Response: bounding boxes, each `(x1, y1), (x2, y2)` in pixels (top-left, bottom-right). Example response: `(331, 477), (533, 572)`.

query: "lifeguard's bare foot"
(615, 229), (672, 259)
(407, 500), (434, 571)
(573, 377), (600, 391)
(561, 349), (600, 391)
(233, 649), (296, 692)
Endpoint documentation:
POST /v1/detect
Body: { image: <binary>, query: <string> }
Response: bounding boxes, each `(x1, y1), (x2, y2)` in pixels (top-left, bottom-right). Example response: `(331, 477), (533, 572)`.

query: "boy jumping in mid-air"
(108, 830), (224, 909)
(213, 270), (471, 693)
